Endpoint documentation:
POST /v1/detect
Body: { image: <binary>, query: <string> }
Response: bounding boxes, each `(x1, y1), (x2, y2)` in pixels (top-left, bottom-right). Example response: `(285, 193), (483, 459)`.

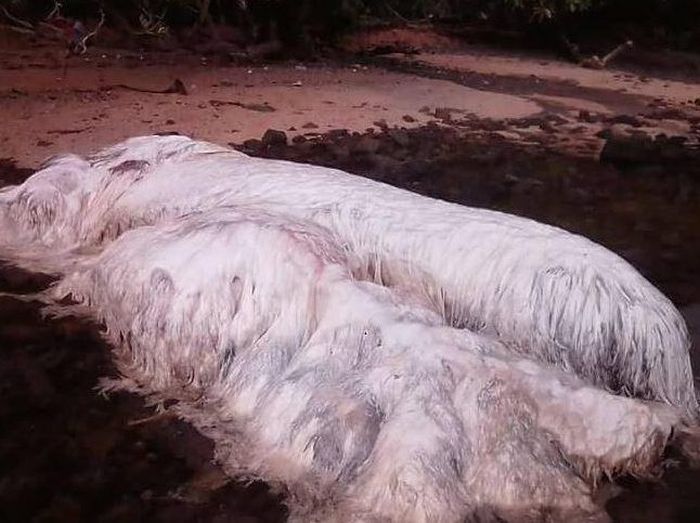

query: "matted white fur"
(47, 208), (684, 522)
(0, 135), (695, 415)
(1, 136), (699, 520)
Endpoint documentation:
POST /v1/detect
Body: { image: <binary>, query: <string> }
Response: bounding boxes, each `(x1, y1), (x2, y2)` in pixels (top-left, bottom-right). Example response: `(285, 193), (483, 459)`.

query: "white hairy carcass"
(0, 135), (697, 522)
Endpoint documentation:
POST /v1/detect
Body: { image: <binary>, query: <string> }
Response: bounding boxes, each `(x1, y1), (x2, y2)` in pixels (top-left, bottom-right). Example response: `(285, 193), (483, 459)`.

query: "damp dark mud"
(2, 121), (700, 522)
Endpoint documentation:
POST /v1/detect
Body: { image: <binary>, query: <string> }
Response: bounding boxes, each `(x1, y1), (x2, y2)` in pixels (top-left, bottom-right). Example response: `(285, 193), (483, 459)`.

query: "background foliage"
(1, 0), (699, 51)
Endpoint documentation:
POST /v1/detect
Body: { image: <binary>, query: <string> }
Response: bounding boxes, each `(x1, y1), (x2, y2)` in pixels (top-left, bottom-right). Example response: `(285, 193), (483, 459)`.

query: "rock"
(607, 114), (644, 127)
(577, 110), (599, 123)
(292, 135), (307, 144)
(326, 129), (350, 141)
(295, 140), (317, 156)
(261, 129), (288, 147)
(302, 122), (319, 129)
(539, 122), (557, 134)
(373, 119), (389, 130)
(242, 139), (263, 152)
(402, 115), (416, 123)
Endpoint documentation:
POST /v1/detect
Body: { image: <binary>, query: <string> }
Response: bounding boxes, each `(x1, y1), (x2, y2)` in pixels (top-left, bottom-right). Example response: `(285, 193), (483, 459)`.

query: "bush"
(1, 0), (698, 51)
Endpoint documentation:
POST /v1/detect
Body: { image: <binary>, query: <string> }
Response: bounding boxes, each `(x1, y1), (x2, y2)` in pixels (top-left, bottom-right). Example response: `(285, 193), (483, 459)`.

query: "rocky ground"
(1, 24), (700, 522)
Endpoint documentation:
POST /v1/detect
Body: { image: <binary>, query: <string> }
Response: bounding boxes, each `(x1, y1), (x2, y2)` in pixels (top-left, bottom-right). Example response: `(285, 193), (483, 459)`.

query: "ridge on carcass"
(1, 135), (695, 417)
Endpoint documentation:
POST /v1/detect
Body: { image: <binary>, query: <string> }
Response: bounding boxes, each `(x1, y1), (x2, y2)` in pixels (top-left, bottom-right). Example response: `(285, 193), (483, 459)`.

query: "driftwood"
(580, 40), (635, 69)
(0, 3), (33, 30)
(562, 34), (635, 69)
(109, 79), (189, 96)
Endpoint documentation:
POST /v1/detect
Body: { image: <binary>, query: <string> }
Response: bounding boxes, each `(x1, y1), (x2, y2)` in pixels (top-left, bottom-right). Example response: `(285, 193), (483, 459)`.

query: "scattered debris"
(600, 132), (699, 165)
(209, 100), (276, 112)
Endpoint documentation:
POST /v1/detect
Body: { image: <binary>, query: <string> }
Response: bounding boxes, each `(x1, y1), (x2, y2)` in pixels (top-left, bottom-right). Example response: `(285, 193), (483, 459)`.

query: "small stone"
(539, 122), (557, 134)
(402, 115), (416, 123)
(373, 119), (389, 130)
(302, 122), (319, 129)
(242, 138), (263, 151)
(261, 129), (288, 147)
